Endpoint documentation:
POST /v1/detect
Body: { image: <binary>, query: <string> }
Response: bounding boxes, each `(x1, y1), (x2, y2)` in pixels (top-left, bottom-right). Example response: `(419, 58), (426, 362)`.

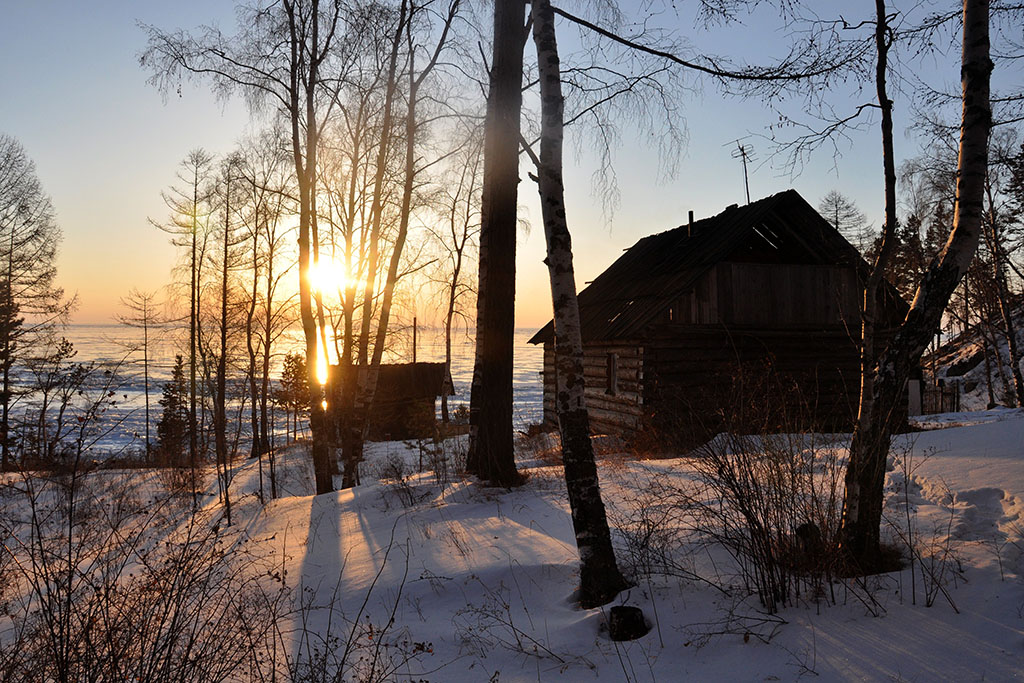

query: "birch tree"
(840, 0), (994, 567)
(426, 129), (482, 424)
(528, 0), (630, 608)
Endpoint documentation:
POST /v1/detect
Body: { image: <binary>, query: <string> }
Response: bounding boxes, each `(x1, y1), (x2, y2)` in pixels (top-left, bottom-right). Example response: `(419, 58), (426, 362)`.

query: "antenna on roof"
(728, 139), (755, 205)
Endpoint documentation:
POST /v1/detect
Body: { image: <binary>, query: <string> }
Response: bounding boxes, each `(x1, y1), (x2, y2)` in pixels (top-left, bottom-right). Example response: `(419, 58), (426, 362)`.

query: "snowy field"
(1, 411), (1022, 681)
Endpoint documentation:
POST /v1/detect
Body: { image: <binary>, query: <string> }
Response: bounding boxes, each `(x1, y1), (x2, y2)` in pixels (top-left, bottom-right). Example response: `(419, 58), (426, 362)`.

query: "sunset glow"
(309, 258), (346, 296)
(1, 1), (1017, 680)
(315, 323), (334, 386)
(307, 257), (374, 308)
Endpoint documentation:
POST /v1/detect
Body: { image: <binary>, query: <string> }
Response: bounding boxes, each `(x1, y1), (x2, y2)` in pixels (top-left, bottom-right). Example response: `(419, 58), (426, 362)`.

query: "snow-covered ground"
(928, 304), (1024, 411)
(910, 406), (1024, 430)
(221, 413), (1024, 680)
(3, 413), (1022, 681)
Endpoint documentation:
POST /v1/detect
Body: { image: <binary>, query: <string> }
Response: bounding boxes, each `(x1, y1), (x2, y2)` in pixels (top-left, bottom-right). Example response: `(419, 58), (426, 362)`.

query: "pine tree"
(819, 190), (873, 255)
(278, 353), (308, 442)
(0, 135), (72, 469)
(888, 215), (927, 301)
(924, 200), (951, 264)
(157, 355), (190, 467)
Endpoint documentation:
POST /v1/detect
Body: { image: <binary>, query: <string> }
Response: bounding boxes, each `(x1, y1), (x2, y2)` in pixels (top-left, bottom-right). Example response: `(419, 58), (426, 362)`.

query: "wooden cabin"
(326, 362), (452, 440)
(529, 190), (908, 443)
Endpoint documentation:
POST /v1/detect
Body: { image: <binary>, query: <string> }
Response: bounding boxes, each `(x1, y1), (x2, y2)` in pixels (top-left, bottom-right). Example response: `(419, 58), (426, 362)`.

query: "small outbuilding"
(529, 189), (908, 444)
(327, 362), (452, 440)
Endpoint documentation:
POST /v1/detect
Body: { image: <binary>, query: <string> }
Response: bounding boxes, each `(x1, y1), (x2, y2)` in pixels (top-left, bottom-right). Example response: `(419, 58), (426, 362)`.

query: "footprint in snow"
(951, 487), (1009, 541)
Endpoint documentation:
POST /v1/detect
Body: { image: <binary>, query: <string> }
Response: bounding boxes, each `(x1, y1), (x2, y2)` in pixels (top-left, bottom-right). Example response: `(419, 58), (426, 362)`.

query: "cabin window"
(606, 353), (618, 395)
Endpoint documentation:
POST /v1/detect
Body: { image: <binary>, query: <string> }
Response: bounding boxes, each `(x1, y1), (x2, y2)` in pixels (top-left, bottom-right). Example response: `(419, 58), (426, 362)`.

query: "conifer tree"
(278, 353), (308, 442)
(157, 355), (190, 468)
(0, 135), (72, 470)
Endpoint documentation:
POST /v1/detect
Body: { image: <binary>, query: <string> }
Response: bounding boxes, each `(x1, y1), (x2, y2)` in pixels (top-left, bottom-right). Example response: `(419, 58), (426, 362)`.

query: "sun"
(308, 258), (346, 295)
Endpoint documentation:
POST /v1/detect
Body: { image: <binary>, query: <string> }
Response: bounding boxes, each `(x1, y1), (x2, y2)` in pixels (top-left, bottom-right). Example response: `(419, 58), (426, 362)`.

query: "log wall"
(541, 342), (645, 434)
(537, 261), (906, 443)
(643, 325), (863, 438)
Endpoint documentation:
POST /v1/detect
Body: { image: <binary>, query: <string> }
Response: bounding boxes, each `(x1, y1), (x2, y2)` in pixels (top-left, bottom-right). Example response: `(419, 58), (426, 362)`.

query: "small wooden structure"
(921, 379), (961, 414)
(327, 362), (452, 440)
(529, 190), (909, 443)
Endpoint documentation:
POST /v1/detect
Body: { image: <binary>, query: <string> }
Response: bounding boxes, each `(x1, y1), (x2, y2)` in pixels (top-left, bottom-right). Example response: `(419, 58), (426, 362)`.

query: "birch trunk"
(841, 0), (992, 567)
(531, 0), (629, 608)
(215, 171), (232, 526)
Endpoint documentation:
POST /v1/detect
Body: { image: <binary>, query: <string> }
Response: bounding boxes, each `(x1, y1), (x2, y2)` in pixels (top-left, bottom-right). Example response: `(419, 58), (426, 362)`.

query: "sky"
(0, 1), (970, 329)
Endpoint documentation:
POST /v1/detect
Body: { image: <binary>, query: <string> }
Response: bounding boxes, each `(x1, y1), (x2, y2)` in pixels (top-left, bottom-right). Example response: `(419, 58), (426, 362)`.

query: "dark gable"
(530, 189), (906, 345)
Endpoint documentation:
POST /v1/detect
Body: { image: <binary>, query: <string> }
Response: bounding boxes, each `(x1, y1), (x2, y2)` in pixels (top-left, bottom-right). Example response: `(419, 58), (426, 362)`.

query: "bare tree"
(528, 0), (629, 608)
(335, 0), (411, 488)
(0, 135), (73, 470)
(209, 155), (249, 525)
(842, 0), (903, 572)
(341, 0), (463, 488)
(426, 128), (482, 423)
(840, 0), (994, 567)
(116, 289), (166, 458)
(235, 131), (297, 501)
(152, 149), (215, 505)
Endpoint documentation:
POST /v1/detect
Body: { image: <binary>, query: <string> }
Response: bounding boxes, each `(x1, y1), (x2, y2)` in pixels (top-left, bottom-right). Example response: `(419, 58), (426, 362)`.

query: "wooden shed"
(327, 362), (452, 440)
(529, 190), (908, 443)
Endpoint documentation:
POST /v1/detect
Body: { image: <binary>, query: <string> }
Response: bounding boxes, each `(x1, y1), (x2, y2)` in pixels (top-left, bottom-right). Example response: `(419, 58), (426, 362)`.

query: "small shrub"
(0, 468), (288, 681)
(373, 453), (420, 508)
(686, 431), (847, 612)
(450, 404), (470, 425)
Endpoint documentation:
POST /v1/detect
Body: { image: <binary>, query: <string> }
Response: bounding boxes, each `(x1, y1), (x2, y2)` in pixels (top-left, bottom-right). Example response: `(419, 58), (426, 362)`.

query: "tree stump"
(608, 606), (649, 641)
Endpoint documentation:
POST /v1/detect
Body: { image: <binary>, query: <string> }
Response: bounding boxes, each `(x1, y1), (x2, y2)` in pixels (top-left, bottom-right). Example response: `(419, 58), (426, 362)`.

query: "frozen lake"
(53, 324), (544, 454)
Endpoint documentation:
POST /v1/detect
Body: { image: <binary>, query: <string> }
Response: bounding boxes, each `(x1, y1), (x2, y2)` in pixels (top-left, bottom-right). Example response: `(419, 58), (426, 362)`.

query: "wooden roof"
(529, 189), (899, 344)
(327, 362), (453, 403)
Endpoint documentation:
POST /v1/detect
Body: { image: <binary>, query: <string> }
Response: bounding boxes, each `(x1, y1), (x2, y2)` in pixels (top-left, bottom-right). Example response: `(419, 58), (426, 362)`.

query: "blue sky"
(0, 1), (970, 326)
